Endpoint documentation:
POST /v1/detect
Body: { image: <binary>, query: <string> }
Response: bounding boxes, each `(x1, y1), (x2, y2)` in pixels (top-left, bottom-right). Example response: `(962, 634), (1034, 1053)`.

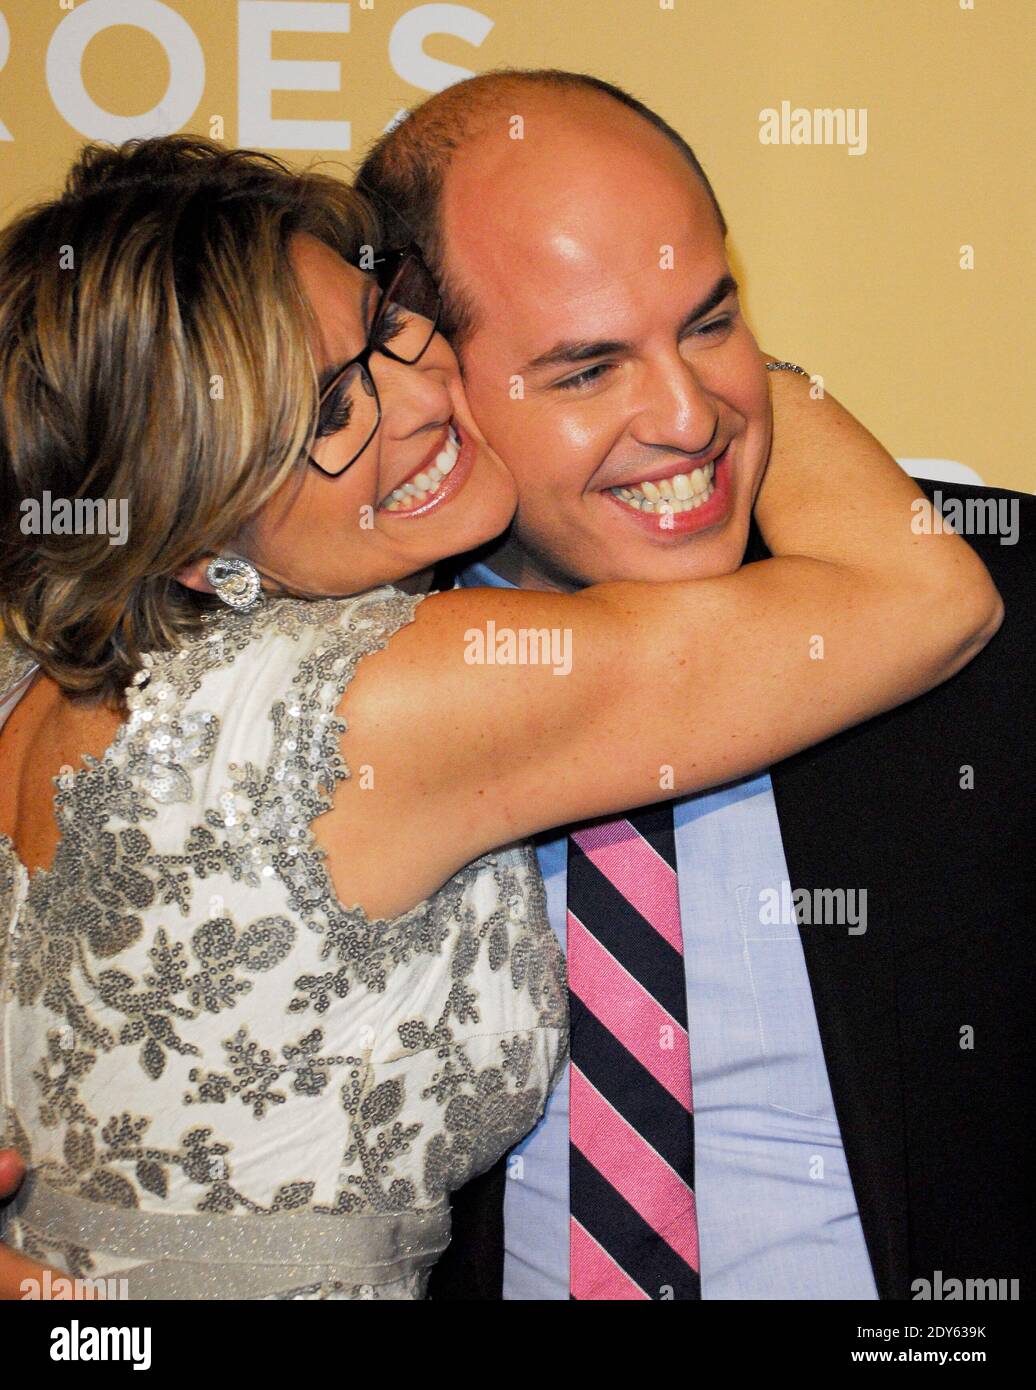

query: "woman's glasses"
(307, 245), (442, 478)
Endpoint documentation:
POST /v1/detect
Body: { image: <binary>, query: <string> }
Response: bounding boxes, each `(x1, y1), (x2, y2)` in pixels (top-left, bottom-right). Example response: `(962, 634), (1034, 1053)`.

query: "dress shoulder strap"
(123, 585), (433, 903)
(240, 583), (431, 818)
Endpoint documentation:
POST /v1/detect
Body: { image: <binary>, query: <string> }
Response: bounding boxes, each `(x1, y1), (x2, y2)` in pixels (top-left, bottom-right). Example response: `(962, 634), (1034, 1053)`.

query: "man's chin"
(507, 520), (750, 589)
(593, 537), (748, 584)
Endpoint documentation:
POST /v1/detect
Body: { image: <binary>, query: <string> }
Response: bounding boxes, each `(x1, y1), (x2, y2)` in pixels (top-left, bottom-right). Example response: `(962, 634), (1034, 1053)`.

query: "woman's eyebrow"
(316, 280), (378, 393)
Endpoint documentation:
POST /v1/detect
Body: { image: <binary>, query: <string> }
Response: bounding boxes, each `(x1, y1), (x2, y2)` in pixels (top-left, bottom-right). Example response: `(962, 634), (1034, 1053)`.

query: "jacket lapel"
(768, 739), (911, 1299)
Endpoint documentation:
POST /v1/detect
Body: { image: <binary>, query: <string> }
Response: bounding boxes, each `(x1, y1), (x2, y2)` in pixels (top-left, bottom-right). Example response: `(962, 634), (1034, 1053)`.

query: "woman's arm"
(332, 364), (1002, 916)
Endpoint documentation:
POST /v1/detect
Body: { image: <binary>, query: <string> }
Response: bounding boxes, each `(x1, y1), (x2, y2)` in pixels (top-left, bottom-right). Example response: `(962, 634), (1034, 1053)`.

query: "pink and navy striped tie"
(567, 803), (700, 1299)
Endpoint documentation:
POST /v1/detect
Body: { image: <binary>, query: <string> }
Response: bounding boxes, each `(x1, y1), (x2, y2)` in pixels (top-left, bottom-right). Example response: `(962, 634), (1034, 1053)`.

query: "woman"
(0, 138), (1001, 1299)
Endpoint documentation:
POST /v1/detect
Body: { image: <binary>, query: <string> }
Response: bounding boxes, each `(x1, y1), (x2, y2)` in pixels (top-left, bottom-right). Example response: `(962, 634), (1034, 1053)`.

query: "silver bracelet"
(765, 360), (810, 377)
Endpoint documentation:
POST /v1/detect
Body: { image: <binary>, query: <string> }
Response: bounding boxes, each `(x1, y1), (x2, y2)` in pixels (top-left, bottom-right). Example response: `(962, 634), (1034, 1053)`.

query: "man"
(356, 69), (1035, 1299)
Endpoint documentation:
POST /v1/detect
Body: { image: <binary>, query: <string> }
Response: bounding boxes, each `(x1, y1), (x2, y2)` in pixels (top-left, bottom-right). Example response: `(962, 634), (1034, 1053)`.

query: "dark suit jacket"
(429, 480), (1036, 1301)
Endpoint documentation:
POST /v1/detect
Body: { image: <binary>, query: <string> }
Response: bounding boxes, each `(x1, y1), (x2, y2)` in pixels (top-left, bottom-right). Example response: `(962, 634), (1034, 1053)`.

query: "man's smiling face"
(441, 91), (772, 590)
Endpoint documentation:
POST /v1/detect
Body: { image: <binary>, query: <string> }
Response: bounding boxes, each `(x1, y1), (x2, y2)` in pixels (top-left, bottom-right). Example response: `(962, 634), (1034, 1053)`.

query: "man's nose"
(630, 353), (720, 456)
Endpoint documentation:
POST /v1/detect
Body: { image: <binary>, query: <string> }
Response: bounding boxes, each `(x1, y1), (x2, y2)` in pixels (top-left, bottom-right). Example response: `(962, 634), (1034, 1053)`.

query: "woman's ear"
(174, 557), (217, 594)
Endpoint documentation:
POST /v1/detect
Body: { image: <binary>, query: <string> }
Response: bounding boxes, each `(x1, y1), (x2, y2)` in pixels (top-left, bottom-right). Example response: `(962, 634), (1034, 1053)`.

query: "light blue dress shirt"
(457, 559), (878, 1301)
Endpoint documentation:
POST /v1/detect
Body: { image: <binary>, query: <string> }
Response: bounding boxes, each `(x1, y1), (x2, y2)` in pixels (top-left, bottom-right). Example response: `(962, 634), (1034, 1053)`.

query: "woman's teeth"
(381, 425), (461, 511)
(610, 460), (717, 514)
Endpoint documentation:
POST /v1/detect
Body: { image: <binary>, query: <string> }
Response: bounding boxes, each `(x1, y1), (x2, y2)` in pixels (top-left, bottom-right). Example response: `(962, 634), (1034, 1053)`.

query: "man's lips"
(600, 442), (735, 537)
(601, 436), (731, 493)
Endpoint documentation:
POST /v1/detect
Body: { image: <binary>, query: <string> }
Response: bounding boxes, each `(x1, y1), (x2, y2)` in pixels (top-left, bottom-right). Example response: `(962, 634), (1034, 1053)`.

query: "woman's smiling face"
(187, 232), (517, 599)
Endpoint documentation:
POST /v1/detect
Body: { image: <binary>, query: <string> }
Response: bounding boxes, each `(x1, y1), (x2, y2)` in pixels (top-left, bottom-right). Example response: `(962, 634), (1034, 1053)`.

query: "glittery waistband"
(13, 1175), (452, 1299)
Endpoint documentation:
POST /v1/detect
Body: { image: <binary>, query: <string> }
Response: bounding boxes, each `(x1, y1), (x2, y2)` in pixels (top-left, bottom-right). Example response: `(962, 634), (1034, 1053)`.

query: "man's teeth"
(610, 460), (717, 514)
(381, 426), (460, 511)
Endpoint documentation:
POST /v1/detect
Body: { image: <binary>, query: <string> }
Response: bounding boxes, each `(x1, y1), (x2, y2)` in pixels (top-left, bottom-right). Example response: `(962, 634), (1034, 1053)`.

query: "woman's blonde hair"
(0, 136), (379, 708)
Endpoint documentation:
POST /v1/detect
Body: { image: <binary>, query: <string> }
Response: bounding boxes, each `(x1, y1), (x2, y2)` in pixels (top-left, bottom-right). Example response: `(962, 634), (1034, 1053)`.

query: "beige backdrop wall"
(0, 0), (1032, 490)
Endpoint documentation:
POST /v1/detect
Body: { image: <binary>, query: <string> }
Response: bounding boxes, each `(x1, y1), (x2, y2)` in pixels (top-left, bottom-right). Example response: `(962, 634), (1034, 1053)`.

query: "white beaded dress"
(0, 586), (567, 1298)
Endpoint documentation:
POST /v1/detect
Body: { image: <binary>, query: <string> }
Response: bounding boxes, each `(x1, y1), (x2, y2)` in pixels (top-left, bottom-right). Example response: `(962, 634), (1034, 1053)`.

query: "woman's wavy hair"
(0, 136), (379, 708)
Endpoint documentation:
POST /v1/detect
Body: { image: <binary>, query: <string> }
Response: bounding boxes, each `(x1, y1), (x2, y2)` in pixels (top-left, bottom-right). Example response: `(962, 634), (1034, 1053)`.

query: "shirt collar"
(455, 558), (517, 591)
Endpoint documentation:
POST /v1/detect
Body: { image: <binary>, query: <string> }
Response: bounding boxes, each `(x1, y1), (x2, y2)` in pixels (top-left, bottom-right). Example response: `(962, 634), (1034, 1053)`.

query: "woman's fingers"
(0, 1148), (27, 1197)
(0, 1148), (97, 1299)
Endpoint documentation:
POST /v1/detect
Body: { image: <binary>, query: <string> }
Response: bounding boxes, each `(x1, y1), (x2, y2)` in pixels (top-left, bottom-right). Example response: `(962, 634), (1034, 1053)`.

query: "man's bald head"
(355, 69), (726, 348)
(357, 69), (763, 596)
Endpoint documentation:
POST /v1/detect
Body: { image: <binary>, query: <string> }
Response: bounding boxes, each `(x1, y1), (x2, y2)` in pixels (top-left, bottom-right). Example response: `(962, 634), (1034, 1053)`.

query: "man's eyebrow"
(676, 273), (739, 334)
(317, 279), (378, 394)
(522, 274), (740, 375)
(523, 337), (631, 373)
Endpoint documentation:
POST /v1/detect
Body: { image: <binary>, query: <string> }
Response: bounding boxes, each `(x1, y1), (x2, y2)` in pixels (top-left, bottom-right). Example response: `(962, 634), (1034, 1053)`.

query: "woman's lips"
(380, 424), (453, 504)
(377, 419), (476, 520)
(601, 443), (735, 537)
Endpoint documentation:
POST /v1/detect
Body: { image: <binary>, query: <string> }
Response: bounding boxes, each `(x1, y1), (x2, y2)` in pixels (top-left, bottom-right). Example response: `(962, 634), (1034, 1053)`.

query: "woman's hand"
(0, 1148), (95, 1300)
(755, 361), (930, 565)
(0, 1148), (45, 1299)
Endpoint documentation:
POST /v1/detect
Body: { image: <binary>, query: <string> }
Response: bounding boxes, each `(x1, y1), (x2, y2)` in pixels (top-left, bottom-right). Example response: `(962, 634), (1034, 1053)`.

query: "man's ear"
(174, 557), (217, 594)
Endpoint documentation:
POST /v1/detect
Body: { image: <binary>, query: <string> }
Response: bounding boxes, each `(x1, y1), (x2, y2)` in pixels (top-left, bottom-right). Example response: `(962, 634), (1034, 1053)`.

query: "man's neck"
(476, 532), (581, 594)
(395, 567), (436, 596)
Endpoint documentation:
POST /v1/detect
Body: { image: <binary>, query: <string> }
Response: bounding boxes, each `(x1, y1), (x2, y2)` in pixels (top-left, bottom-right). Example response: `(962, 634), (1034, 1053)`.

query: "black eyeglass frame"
(306, 244), (442, 478)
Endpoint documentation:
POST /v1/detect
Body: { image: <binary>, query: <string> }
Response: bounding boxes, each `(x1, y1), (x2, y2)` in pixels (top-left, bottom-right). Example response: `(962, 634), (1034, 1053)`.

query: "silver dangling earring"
(205, 556), (263, 612)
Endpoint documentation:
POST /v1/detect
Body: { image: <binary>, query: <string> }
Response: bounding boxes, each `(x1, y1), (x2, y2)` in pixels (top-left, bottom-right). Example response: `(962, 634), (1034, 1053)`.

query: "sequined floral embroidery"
(0, 586), (568, 1297)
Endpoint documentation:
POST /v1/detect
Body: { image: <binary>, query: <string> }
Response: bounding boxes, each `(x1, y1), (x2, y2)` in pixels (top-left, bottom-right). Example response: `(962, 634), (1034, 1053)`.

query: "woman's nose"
(369, 351), (454, 442)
